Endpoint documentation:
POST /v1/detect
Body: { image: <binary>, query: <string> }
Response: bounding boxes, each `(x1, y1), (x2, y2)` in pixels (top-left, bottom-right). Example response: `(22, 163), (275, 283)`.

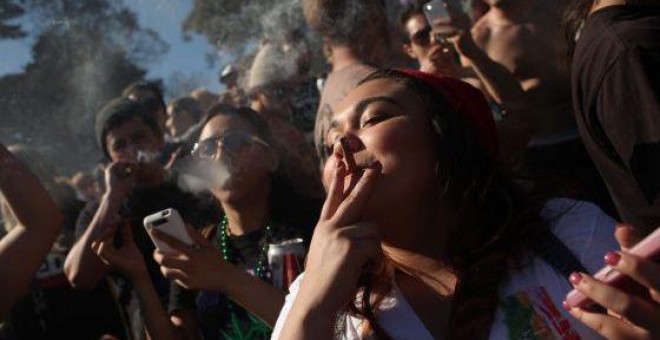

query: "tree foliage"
(0, 0), (168, 173)
(183, 0), (306, 54)
(0, 0), (25, 39)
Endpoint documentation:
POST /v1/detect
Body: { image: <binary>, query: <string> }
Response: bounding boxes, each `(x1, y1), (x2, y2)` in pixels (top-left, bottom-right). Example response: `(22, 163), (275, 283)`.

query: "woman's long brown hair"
(344, 69), (547, 339)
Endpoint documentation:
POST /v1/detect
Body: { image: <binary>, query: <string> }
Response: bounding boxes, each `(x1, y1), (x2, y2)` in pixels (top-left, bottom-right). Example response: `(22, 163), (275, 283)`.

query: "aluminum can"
(267, 238), (305, 290)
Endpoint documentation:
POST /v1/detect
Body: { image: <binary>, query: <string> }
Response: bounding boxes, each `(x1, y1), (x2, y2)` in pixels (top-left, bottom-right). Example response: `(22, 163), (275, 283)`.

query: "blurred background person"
(189, 88), (219, 116)
(247, 40), (325, 199)
(0, 143), (63, 320)
(302, 0), (397, 164)
(69, 171), (101, 203)
(165, 96), (208, 168)
(1, 145), (128, 339)
(466, 0), (615, 213)
(399, 2), (535, 165)
(218, 64), (248, 107)
(166, 96), (204, 142)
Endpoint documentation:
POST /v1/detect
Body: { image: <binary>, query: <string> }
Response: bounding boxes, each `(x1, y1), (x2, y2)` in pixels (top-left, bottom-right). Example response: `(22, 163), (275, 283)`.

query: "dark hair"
(399, 4), (425, 41)
(96, 97), (162, 159)
(201, 104), (320, 235)
(169, 96), (203, 122)
(562, 0), (594, 60)
(352, 70), (545, 339)
(202, 104), (275, 146)
(122, 80), (166, 113)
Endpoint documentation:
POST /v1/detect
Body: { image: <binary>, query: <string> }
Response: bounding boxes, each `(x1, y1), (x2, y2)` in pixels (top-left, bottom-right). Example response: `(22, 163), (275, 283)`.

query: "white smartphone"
(143, 208), (194, 253)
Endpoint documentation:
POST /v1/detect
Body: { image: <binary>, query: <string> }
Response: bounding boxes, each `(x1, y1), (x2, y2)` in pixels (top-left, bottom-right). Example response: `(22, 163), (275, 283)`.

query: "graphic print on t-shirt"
(500, 287), (580, 340)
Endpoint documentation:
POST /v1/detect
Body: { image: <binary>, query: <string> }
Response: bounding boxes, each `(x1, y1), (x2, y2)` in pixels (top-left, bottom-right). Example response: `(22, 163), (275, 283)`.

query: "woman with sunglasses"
(271, 69), (659, 339)
(92, 105), (320, 340)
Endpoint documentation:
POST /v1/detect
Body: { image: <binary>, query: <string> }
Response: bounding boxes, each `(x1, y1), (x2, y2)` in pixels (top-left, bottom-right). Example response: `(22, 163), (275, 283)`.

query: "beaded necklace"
(215, 215), (272, 339)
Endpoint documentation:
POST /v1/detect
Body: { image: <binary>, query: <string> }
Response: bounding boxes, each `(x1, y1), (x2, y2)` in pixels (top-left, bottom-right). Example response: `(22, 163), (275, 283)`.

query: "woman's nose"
(332, 133), (361, 169)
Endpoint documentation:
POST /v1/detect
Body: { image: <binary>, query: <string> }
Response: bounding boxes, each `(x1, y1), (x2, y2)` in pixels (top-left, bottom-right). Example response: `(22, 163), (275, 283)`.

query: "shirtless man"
(471, 0), (574, 141)
(470, 0), (615, 213)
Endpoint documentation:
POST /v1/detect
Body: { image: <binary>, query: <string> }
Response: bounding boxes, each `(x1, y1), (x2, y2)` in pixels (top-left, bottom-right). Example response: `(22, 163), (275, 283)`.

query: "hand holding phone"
(423, 0), (451, 23)
(423, 0), (452, 37)
(423, 0), (472, 55)
(143, 208), (194, 253)
(565, 227), (660, 309)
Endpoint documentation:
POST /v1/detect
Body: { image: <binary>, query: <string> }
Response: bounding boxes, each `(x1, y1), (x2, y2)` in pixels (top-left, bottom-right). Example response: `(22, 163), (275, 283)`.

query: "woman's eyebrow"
(329, 96), (404, 129)
(354, 96), (404, 116)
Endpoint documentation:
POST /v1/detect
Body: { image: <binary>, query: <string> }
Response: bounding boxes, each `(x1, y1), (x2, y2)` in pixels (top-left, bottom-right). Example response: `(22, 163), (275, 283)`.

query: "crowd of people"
(0, 0), (658, 339)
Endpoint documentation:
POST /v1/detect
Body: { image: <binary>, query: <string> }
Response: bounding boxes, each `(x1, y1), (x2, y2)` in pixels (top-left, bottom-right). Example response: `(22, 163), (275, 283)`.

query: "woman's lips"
(343, 160), (382, 180)
(355, 160), (382, 172)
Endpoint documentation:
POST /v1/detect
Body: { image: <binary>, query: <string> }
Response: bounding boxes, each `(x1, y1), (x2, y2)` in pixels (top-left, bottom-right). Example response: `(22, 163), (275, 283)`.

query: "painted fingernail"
(604, 251), (621, 266)
(562, 300), (571, 312)
(569, 272), (582, 285)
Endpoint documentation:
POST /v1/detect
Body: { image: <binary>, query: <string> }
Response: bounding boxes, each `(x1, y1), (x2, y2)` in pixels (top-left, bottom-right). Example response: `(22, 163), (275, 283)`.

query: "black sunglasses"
(410, 26), (433, 46)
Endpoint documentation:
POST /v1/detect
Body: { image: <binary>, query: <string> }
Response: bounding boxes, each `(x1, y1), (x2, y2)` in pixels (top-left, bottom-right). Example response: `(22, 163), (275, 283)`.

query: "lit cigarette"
(339, 137), (357, 173)
(117, 166), (133, 179)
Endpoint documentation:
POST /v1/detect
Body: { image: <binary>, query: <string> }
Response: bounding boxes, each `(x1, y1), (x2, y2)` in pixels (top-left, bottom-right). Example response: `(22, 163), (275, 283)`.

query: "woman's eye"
(360, 114), (388, 127)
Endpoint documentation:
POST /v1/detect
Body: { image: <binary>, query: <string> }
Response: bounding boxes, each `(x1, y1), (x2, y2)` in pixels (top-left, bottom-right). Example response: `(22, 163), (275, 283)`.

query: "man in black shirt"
(569, 0), (660, 233)
(64, 98), (219, 338)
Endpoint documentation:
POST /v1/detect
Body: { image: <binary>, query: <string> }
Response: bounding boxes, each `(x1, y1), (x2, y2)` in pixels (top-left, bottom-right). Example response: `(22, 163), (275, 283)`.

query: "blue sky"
(0, 0), (224, 94)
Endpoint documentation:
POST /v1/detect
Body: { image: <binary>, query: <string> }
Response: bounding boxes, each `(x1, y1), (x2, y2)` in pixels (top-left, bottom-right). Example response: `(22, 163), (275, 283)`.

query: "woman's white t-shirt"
(272, 199), (618, 339)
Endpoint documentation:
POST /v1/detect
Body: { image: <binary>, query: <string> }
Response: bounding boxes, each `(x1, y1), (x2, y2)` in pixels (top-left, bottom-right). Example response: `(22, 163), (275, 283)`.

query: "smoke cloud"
(176, 158), (232, 195)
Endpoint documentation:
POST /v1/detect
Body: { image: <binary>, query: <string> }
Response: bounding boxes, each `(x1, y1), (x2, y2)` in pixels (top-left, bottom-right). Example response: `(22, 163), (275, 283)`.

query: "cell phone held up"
(423, 0), (451, 24)
(565, 227), (660, 309)
(422, 0), (467, 42)
(143, 208), (194, 253)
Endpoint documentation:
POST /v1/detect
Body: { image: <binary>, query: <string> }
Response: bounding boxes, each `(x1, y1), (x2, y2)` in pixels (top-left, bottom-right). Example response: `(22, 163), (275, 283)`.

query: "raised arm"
(431, 10), (535, 166)
(153, 228), (286, 326)
(451, 34), (535, 165)
(92, 220), (191, 340)
(454, 34), (527, 110)
(64, 161), (135, 289)
(0, 144), (63, 318)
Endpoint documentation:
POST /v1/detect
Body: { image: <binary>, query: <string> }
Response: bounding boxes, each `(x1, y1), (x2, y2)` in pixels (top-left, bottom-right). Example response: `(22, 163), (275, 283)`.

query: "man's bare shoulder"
(471, 14), (492, 45)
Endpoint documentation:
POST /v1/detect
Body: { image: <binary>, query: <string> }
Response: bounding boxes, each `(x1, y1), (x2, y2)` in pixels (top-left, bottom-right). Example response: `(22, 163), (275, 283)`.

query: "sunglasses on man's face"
(410, 26), (433, 46)
(191, 131), (270, 159)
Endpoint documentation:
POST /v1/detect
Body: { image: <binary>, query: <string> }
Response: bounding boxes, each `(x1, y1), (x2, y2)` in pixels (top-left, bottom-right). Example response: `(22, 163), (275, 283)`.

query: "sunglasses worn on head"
(410, 26), (433, 46)
(192, 131), (270, 158)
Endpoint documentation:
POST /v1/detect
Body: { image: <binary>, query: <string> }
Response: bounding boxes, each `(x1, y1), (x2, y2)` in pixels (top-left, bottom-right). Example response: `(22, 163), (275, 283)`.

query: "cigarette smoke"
(176, 158), (233, 195)
(137, 150), (160, 164)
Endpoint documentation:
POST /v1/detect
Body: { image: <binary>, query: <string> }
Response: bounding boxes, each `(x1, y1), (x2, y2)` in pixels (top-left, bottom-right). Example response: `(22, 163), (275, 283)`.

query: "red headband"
(396, 68), (500, 159)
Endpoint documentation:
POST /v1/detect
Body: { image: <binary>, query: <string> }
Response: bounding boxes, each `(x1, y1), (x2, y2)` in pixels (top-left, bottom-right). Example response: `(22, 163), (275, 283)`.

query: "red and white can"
(267, 238), (305, 290)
